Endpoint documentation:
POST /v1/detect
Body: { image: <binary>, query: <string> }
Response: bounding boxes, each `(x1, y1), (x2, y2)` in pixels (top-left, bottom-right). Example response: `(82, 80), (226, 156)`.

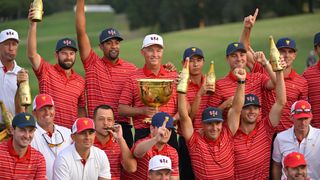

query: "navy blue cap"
(12, 112), (36, 128)
(314, 32), (320, 47)
(226, 42), (246, 56)
(276, 37), (297, 51)
(183, 47), (204, 60)
(151, 112), (175, 129)
(243, 94), (261, 108)
(55, 38), (77, 52)
(202, 107), (223, 123)
(99, 28), (123, 44)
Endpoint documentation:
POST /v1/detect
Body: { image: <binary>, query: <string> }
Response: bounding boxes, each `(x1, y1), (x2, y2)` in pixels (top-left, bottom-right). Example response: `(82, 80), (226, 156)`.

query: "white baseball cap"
(148, 155), (173, 171)
(142, 34), (164, 49)
(0, 29), (19, 43)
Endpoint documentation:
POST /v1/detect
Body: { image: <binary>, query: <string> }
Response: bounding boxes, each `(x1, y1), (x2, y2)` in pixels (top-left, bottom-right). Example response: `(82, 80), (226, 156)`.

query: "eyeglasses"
(42, 129), (65, 148)
(293, 108), (311, 114)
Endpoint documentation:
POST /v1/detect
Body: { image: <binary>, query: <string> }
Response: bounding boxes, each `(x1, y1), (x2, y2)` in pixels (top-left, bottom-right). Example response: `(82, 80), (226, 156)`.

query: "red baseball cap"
(290, 100), (312, 119)
(33, 94), (55, 111)
(284, 152), (307, 168)
(71, 117), (95, 134)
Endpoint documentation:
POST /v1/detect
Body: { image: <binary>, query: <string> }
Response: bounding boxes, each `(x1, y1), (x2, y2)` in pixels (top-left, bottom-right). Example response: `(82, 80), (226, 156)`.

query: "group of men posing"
(0, 3), (319, 180)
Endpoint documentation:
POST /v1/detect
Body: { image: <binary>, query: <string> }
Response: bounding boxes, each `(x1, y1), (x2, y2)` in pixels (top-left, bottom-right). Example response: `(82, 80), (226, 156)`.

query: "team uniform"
(119, 65), (178, 141)
(0, 60), (21, 124)
(122, 136), (179, 180)
(252, 62), (308, 132)
(33, 58), (85, 128)
(53, 143), (111, 180)
(208, 71), (269, 120)
(234, 117), (275, 179)
(303, 61), (320, 128)
(83, 49), (137, 120)
(0, 137), (46, 179)
(187, 127), (234, 179)
(272, 125), (320, 180)
(94, 134), (122, 180)
(31, 123), (72, 180)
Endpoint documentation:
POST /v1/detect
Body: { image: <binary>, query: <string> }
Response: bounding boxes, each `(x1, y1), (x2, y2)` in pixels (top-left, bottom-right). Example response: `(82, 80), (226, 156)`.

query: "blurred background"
(1, 0), (320, 96)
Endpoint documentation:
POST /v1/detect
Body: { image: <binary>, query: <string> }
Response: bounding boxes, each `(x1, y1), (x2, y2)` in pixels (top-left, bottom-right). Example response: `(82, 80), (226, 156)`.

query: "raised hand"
(233, 68), (246, 81)
(279, 55), (287, 69)
(155, 117), (170, 142)
(107, 124), (123, 141)
(163, 62), (176, 72)
(243, 8), (259, 29)
(17, 69), (29, 85)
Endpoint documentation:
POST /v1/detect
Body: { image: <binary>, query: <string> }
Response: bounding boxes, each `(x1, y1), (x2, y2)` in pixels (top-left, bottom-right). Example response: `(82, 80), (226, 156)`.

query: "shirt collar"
(228, 70), (250, 82)
(103, 57), (124, 66)
(8, 137), (31, 162)
(189, 75), (205, 88)
(54, 64), (75, 78)
(143, 64), (166, 77)
(285, 69), (299, 80)
(0, 60), (20, 74)
(94, 134), (115, 149)
(72, 143), (95, 161)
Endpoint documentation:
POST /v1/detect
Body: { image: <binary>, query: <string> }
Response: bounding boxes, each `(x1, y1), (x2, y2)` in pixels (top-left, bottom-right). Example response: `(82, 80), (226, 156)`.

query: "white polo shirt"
(53, 143), (111, 180)
(0, 60), (21, 123)
(31, 123), (72, 180)
(272, 125), (320, 180)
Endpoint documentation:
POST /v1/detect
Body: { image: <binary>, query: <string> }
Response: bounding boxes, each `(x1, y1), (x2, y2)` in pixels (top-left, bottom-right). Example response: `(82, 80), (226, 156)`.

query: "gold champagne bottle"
(206, 61), (216, 94)
(19, 71), (32, 106)
(177, 57), (190, 94)
(32, 0), (43, 22)
(0, 101), (13, 141)
(269, 36), (283, 71)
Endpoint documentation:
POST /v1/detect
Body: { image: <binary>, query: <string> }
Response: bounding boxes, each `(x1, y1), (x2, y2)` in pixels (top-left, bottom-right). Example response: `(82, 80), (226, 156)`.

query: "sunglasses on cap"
(293, 108), (311, 114)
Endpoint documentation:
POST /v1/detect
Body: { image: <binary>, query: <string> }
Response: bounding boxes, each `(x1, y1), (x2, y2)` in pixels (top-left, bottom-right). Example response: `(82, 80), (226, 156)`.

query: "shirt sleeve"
(119, 76), (134, 106)
(98, 150), (112, 179)
(53, 155), (70, 180)
(272, 135), (282, 163)
(33, 58), (49, 81)
(207, 82), (223, 107)
(78, 84), (86, 108)
(35, 153), (47, 180)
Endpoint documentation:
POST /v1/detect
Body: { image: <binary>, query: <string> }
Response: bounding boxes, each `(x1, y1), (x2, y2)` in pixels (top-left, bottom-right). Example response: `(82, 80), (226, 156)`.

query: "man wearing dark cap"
(27, 7), (86, 128)
(53, 117), (111, 180)
(122, 112), (179, 180)
(178, 67), (247, 179)
(283, 152), (309, 180)
(0, 112), (46, 179)
(303, 32), (320, 128)
(233, 66), (286, 179)
(272, 100), (320, 179)
(75, 0), (137, 148)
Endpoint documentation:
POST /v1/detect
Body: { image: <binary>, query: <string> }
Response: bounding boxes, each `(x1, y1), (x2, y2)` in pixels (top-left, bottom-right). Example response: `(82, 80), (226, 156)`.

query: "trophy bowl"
(137, 79), (174, 108)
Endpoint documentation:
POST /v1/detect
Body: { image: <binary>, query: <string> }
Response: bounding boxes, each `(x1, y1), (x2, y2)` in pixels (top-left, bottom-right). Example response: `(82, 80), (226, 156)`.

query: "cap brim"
(243, 103), (261, 108)
(285, 162), (307, 168)
(190, 53), (204, 58)
(292, 113), (312, 120)
(16, 123), (36, 128)
(35, 103), (54, 111)
(278, 46), (297, 52)
(56, 46), (78, 52)
(142, 43), (164, 49)
(0, 38), (19, 43)
(227, 49), (246, 56)
(150, 167), (173, 171)
(74, 128), (95, 134)
(100, 36), (123, 44)
(202, 118), (223, 123)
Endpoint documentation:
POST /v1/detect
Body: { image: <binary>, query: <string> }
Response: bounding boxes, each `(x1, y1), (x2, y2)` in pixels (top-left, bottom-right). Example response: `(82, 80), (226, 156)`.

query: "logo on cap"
(209, 110), (218, 117)
(286, 40), (290, 45)
(234, 43), (239, 47)
(63, 40), (72, 46)
(192, 48), (196, 52)
(83, 120), (88, 126)
(247, 96), (255, 102)
(41, 96), (46, 101)
(25, 115), (30, 121)
(108, 29), (116, 36)
(160, 159), (168, 163)
(6, 31), (14, 36)
(150, 36), (159, 41)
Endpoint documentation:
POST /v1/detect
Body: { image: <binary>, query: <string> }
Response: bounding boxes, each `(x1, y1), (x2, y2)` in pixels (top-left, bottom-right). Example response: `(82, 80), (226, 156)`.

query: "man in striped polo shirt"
(178, 67), (246, 179)
(93, 104), (137, 179)
(303, 32), (320, 128)
(76, 0), (137, 148)
(240, 10), (308, 132)
(27, 7), (86, 129)
(122, 112), (179, 180)
(0, 112), (46, 179)
(118, 34), (178, 150)
(233, 67), (286, 179)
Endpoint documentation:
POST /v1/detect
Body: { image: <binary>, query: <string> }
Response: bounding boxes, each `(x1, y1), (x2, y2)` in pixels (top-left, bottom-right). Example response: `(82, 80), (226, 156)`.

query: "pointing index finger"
(253, 8), (259, 19)
(162, 117), (169, 128)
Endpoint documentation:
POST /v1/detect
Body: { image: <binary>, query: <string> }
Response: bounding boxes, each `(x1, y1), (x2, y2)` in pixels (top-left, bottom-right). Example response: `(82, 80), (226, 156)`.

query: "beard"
(58, 59), (75, 70)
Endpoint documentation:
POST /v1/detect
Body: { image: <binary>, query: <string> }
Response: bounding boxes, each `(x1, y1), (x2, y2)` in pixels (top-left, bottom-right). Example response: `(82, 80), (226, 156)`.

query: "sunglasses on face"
(293, 108), (311, 114)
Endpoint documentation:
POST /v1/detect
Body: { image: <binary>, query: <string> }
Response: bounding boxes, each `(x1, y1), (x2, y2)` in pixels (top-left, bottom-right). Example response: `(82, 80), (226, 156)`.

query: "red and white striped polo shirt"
(252, 62), (308, 132)
(94, 135), (122, 180)
(122, 136), (179, 180)
(34, 58), (86, 128)
(208, 70), (269, 120)
(0, 138), (46, 179)
(187, 127), (235, 179)
(119, 65), (178, 129)
(83, 49), (137, 121)
(303, 61), (320, 128)
(186, 76), (210, 131)
(234, 117), (275, 179)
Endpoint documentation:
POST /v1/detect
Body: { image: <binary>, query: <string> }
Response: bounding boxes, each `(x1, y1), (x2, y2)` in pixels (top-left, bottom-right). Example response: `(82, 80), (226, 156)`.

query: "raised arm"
(178, 93), (194, 142)
(269, 59), (287, 127)
(227, 68), (246, 135)
(76, 0), (92, 61)
(27, 7), (41, 70)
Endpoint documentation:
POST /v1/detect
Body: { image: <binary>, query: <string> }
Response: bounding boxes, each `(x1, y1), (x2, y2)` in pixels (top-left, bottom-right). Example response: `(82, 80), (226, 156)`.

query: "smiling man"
(283, 152), (309, 180)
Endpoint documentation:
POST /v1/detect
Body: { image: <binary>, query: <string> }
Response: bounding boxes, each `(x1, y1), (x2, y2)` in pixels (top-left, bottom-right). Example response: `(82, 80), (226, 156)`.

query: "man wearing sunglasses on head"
(272, 100), (320, 180)
(31, 94), (72, 180)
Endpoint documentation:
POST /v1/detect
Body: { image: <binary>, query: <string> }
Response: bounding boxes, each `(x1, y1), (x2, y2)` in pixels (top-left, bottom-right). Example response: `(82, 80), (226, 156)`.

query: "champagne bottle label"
(206, 61), (216, 94)
(269, 36), (283, 72)
(32, 0), (43, 22)
(177, 59), (190, 94)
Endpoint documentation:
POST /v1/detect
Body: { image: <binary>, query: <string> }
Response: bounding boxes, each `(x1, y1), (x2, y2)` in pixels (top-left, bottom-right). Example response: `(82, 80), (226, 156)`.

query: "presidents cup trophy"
(137, 79), (174, 123)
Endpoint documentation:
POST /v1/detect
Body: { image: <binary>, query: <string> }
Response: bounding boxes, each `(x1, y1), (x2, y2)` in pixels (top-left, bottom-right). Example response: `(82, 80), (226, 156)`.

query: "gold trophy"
(31, 0), (43, 22)
(137, 79), (174, 123)
(269, 36), (283, 71)
(0, 101), (13, 142)
(206, 61), (216, 94)
(177, 57), (190, 94)
(18, 70), (32, 106)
